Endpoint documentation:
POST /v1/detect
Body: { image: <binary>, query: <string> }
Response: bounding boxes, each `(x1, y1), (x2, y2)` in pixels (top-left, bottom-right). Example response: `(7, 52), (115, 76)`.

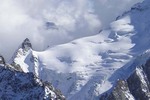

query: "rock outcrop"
(0, 64), (65, 100)
(100, 59), (150, 100)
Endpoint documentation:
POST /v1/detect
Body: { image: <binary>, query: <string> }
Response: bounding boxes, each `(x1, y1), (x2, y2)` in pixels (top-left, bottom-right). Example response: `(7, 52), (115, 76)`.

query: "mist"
(0, 0), (143, 61)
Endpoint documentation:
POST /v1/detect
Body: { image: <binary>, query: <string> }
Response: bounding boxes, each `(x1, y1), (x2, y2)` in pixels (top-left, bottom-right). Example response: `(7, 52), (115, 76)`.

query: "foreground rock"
(0, 62), (65, 100)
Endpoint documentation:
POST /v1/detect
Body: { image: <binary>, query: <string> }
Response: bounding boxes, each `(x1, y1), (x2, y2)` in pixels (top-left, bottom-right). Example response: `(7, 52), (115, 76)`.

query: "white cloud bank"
(0, 0), (143, 61)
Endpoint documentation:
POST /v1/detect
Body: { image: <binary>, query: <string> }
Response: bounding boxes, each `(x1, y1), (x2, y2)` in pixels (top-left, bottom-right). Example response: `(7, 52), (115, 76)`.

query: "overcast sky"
(0, 0), (143, 61)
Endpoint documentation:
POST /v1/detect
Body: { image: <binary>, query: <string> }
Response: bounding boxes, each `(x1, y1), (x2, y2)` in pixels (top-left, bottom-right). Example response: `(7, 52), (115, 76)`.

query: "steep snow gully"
(1, 0), (150, 99)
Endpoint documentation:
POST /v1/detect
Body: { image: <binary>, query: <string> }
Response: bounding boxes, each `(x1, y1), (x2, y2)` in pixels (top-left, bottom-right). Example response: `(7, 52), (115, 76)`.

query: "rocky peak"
(22, 38), (32, 50)
(0, 55), (5, 65)
(9, 38), (34, 73)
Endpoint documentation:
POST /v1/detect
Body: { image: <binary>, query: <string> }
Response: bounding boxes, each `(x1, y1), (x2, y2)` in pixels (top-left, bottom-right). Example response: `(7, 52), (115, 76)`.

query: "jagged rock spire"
(22, 38), (32, 50)
(0, 55), (5, 65)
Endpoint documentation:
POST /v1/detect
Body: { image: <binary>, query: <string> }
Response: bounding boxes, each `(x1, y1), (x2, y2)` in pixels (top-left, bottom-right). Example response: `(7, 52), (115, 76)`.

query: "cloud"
(0, 0), (143, 61)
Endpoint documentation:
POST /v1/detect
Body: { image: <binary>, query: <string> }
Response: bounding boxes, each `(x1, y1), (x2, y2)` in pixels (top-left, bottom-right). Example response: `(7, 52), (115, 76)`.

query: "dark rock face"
(0, 65), (65, 100)
(22, 38), (32, 50)
(144, 59), (150, 83)
(100, 80), (133, 100)
(109, 80), (130, 100)
(127, 66), (150, 100)
(10, 62), (23, 72)
(100, 59), (150, 100)
(0, 55), (5, 65)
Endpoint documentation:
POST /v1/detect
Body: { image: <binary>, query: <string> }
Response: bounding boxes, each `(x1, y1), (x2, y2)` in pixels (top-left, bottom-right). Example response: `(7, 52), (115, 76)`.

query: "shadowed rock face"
(100, 80), (133, 100)
(0, 64), (65, 100)
(127, 65), (150, 100)
(100, 59), (150, 100)
(22, 38), (32, 50)
(0, 55), (5, 65)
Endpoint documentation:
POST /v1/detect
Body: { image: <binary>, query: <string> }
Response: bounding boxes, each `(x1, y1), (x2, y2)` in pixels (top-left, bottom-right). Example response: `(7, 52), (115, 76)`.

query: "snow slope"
(10, 0), (150, 99)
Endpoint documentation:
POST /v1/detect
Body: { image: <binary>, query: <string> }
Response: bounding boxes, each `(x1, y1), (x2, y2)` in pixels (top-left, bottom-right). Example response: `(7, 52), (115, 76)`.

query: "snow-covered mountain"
(100, 50), (150, 100)
(8, 0), (150, 99)
(0, 57), (65, 100)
